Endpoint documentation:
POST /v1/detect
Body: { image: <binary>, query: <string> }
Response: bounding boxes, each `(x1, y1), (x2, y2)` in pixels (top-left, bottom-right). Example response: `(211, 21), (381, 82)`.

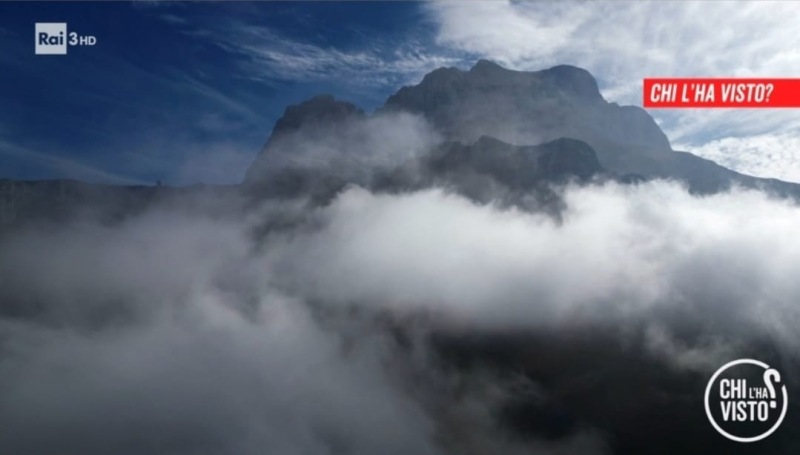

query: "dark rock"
(381, 59), (671, 177)
(270, 94), (365, 139)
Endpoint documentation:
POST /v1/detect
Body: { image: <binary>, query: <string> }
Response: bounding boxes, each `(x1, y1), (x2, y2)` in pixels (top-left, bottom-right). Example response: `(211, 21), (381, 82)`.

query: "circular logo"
(705, 358), (788, 442)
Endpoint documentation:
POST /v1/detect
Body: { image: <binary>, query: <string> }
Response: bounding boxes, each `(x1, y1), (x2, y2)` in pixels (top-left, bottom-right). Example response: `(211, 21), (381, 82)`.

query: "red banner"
(643, 78), (800, 108)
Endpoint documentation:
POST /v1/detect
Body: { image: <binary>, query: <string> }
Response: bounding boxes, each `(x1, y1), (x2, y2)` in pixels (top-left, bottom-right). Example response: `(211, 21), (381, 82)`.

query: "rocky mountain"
(380, 60), (800, 196)
(4, 59), (800, 226)
(382, 60), (671, 174)
(375, 135), (609, 215)
(426, 136), (603, 185)
(248, 59), (800, 198)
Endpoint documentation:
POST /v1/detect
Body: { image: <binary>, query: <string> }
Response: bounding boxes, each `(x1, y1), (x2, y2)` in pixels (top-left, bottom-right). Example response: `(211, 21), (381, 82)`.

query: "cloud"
(203, 21), (461, 89)
(250, 110), (440, 182)
(679, 131), (800, 183)
(0, 202), (442, 455)
(130, 0), (176, 11)
(4, 178), (800, 452)
(159, 13), (187, 25)
(175, 72), (266, 124)
(425, 1), (800, 182)
(264, 182), (800, 359)
(0, 191), (614, 454)
(427, 1), (800, 100)
(0, 292), (441, 455)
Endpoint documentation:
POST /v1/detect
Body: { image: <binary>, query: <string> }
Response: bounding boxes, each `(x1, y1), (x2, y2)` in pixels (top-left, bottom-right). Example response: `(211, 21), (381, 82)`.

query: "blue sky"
(0, 2), (460, 185)
(1, 1), (799, 185)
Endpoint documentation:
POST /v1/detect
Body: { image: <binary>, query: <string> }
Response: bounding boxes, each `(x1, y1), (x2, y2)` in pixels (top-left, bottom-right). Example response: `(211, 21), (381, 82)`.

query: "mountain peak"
(236, 59), (800, 199)
(470, 59), (505, 72)
(250, 60), (676, 189)
(382, 59), (670, 174)
(540, 64), (602, 101)
(271, 94), (365, 138)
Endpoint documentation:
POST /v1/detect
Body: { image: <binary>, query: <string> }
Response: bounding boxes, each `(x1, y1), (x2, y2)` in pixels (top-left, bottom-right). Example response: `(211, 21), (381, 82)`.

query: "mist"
(247, 109), (440, 185)
(266, 182), (800, 351)
(2, 172), (800, 454)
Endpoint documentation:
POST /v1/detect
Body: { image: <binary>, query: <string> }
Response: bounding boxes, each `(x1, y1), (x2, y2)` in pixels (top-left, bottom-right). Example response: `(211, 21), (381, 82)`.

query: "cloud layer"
(2, 176), (800, 453)
(266, 182), (800, 352)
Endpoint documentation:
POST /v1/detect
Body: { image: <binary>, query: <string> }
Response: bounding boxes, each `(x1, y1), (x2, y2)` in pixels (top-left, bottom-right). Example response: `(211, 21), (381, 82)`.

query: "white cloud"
(209, 23), (460, 89)
(0, 202), (443, 455)
(159, 13), (187, 25)
(677, 131), (800, 182)
(425, 1), (800, 182)
(0, 193), (614, 454)
(4, 179), (800, 451)
(252, 111), (439, 181)
(265, 182), (800, 358)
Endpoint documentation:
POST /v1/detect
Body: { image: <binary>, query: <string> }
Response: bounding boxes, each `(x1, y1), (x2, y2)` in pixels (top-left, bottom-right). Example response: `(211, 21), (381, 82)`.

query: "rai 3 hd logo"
(35, 23), (96, 55)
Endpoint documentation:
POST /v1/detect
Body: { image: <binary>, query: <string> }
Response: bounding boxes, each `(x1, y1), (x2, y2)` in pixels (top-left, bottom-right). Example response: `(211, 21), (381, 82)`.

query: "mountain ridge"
(4, 59), (800, 227)
(246, 59), (800, 199)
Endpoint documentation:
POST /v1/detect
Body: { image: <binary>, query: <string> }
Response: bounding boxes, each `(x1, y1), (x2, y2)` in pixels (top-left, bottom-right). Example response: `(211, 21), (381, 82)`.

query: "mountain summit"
(381, 59), (671, 174)
(247, 59), (800, 198)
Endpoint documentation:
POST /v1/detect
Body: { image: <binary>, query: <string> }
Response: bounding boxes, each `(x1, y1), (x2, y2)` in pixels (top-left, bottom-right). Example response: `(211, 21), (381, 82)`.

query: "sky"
(1, 1), (799, 185)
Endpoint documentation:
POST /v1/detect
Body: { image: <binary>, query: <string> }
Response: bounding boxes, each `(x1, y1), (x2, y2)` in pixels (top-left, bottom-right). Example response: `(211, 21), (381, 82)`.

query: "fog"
(2, 169), (800, 453)
(267, 182), (800, 352)
(247, 110), (440, 185)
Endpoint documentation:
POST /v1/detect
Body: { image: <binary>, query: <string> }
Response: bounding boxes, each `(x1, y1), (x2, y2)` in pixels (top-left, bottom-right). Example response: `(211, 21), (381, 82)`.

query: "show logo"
(705, 358), (788, 442)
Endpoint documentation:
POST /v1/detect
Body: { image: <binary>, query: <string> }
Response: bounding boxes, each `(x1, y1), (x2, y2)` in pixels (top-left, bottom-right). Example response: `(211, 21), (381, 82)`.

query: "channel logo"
(35, 23), (96, 55)
(35, 23), (67, 55)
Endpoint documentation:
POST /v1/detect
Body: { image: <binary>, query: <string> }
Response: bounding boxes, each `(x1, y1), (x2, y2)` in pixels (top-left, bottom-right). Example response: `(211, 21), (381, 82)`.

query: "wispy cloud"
(159, 13), (187, 25)
(683, 132), (800, 183)
(426, 1), (800, 182)
(130, 0), (176, 11)
(173, 71), (265, 124)
(202, 20), (461, 88)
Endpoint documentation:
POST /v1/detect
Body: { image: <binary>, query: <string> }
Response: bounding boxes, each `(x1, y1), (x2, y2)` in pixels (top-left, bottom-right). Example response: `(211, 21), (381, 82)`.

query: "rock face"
(400, 136), (606, 213)
(267, 94), (366, 141)
(382, 59), (671, 176)
(243, 62), (630, 200)
(245, 95), (367, 182)
(425, 136), (603, 187)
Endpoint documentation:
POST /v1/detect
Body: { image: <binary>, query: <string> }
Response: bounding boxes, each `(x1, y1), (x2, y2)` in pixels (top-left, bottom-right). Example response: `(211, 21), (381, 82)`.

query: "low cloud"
(266, 182), (800, 355)
(2, 177), (800, 453)
(249, 110), (440, 186)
